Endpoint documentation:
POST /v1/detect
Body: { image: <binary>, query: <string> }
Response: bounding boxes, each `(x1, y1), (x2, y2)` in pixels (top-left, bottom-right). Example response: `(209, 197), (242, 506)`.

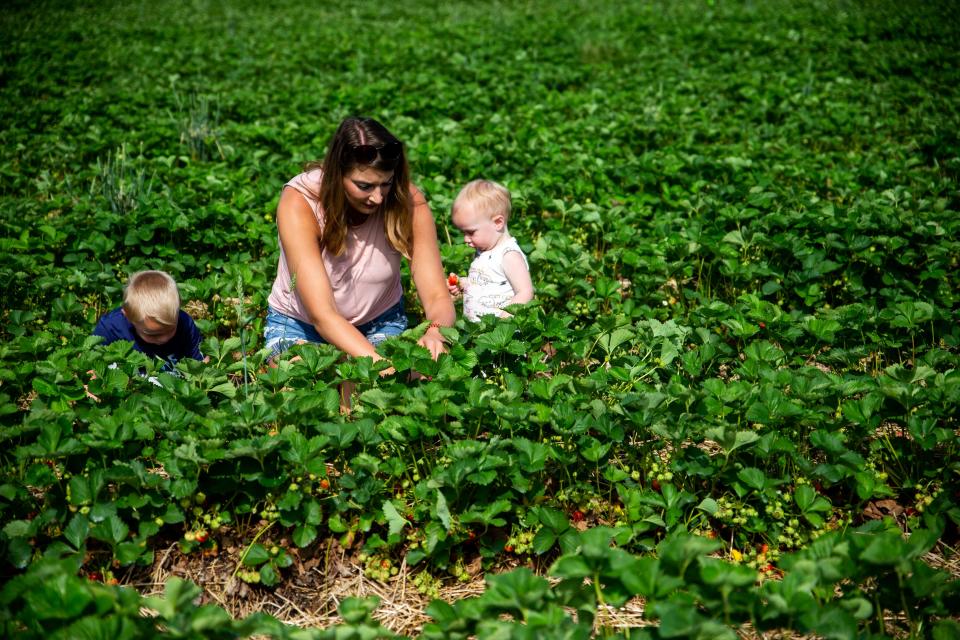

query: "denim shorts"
(264, 300), (408, 357)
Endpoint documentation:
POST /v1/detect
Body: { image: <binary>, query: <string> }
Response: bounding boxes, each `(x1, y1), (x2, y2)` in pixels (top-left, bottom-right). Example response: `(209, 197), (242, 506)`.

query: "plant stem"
(232, 520), (275, 579)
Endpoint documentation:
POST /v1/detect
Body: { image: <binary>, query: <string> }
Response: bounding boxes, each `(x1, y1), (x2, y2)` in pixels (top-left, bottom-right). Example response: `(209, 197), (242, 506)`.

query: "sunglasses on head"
(348, 140), (402, 164)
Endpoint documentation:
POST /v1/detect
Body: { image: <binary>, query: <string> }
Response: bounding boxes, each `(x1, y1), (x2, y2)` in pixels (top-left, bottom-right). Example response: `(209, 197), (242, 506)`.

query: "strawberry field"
(2, 0), (960, 638)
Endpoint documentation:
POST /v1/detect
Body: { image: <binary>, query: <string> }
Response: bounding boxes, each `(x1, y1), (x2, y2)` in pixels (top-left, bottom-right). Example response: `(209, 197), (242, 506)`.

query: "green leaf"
(804, 512), (824, 528)
(259, 563), (279, 586)
(382, 500), (409, 537)
(22, 574), (92, 619)
(209, 381), (237, 398)
(536, 507), (570, 532)
(722, 230), (745, 247)
(303, 499), (323, 526)
(934, 620), (960, 640)
(860, 534), (906, 565)
(618, 557), (660, 597)
(532, 527), (557, 555)
(704, 426), (759, 455)
(91, 515), (128, 546)
(649, 600), (702, 638)
(550, 555), (592, 579)
(292, 524), (317, 548)
(485, 568), (551, 612)
(812, 606), (857, 640)
(698, 557), (757, 587)
(359, 388), (396, 411)
(150, 578), (202, 618)
(7, 536), (32, 569)
(841, 596), (873, 620)
(696, 498), (718, 516)
(242, 543), (271, 567)
(435, 490), (451, 532)
(737, 467), (766, 491)
(598, 327), (634, 356)
(3, 519), (32, 538)
(115, 541), (145, 565)
(89, 501), (117, 523)
(63, 515), (89, 550)
(340, 596), (379, 625)
(328, 514), (347, 533)
(188, 605), (233, 631)
(794, 484), (815, 511)
(580, 437), (611, 462)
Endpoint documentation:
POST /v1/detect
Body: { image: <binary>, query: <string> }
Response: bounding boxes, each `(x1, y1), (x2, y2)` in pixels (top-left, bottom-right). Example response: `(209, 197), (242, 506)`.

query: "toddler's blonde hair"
(123, 270), (181, 327)
(453, 179), (512, 223)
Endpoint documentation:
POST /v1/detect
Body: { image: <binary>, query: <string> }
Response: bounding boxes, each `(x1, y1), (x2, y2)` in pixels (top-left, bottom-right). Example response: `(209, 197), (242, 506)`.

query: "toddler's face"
(452, 204), (502, 252)
(131, 316), (177, 345)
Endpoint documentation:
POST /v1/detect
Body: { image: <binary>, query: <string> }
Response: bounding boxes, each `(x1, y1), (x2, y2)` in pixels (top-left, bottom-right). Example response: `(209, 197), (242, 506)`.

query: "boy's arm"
(502, 251), (534, 309)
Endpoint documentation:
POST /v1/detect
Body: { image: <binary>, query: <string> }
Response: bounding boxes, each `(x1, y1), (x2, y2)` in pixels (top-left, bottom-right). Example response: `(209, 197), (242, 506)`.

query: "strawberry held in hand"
(447, 272), (462, 298)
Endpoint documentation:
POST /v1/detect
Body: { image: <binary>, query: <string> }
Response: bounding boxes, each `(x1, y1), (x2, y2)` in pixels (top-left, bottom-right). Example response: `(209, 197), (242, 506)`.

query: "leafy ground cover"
(1, 0), (959, 637)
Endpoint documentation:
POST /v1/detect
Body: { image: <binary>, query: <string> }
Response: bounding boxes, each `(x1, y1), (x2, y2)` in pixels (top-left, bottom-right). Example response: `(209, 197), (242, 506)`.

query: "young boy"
(93, 270), (203, 369)
(447, 180), (534, 320)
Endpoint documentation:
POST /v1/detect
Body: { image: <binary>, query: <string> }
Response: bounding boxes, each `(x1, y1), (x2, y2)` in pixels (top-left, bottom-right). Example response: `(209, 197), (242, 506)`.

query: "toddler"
(93, 270), (203, 369)
(447, 180), (533, 320)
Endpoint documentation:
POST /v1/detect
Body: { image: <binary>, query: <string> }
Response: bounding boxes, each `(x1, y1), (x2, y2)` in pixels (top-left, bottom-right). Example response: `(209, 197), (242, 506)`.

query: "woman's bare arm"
(276, 188), (382, 360)
(408, 187), (456, 359)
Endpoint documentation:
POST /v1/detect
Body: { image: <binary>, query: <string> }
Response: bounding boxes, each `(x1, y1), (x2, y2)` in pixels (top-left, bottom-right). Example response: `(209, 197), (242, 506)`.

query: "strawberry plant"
(1, 0), (959, 637)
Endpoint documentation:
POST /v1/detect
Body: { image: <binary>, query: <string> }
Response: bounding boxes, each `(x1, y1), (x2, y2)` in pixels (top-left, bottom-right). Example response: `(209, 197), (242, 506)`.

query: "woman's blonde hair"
(306, 117), (413, 258)
(453, 179), (512, 223)
(122, 270), (181, 327)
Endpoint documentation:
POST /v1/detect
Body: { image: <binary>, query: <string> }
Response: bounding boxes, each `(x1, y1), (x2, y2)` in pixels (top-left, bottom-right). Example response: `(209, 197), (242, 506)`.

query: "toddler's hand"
(447, 273), (461, 297)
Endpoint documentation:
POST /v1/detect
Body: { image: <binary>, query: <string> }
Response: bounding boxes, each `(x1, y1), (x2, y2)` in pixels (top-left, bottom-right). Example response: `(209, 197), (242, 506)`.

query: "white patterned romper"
(462, 236), (529, 321)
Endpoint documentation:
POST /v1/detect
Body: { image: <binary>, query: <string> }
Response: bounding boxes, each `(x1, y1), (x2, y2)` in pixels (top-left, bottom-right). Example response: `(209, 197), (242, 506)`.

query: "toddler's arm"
(501, 251), (534, 314)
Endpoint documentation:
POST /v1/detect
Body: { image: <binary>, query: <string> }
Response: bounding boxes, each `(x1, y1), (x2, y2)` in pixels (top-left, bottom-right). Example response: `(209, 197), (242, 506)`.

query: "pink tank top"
(267, 169), (403, 326)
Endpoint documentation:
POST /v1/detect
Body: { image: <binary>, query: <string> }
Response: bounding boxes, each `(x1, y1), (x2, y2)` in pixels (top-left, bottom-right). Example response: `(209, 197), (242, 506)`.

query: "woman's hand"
(418, 324), (446, 360)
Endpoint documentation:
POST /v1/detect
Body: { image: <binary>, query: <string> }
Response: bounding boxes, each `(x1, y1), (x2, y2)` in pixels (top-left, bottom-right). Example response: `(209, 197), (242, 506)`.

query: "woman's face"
(343, 166), (395, 215)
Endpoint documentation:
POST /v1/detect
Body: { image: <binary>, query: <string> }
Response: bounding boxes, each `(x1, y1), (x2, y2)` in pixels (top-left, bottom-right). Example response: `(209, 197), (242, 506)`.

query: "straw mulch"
(126, 528), (653, 637)
(124, 527), (958, 639)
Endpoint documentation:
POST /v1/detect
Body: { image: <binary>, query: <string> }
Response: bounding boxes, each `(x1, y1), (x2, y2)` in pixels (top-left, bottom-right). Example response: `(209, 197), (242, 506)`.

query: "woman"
(265, 117), (454, 369)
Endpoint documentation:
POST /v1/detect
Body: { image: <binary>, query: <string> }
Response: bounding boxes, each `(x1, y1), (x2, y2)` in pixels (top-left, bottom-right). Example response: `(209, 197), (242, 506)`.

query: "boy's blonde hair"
(453, 179), (512, 223)
(123, 270), (181, 327)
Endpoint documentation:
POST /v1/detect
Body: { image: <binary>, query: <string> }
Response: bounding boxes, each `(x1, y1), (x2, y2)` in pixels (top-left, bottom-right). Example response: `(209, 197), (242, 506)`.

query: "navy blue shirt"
(93, 308), (203, 366)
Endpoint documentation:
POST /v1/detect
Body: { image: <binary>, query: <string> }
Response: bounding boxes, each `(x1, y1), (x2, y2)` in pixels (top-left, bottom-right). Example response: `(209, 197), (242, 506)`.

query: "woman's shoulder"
(287, 167), (324, 193)
(408, 182), (427, 208)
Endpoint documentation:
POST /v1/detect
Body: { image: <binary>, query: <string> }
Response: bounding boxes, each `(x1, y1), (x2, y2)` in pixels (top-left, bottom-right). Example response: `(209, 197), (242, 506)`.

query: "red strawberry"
(572, 510), (584, 522)
(448, 273), (459, 286)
